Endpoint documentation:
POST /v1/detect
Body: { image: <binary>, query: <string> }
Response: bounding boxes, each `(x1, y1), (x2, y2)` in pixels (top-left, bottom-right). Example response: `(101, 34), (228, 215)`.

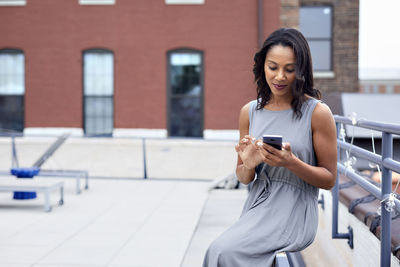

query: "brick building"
(0, 0), (359, 138)
(281, 0), (360, 115)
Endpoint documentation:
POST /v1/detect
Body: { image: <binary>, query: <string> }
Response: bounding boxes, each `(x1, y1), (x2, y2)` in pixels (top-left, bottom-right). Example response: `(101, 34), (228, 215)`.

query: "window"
(165, 0), (204, 5)
(83, 49), (114, 136)
(0, 0), (26, 6)
(300, 6), (332, 72)
(0, 49), (24, 133)
(79, 0), (115, 5)
(167, 50), (204, 137)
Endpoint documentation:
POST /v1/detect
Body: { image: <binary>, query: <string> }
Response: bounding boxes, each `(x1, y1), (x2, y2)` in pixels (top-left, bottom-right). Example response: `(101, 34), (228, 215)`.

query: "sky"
(359, 0), (400, 79)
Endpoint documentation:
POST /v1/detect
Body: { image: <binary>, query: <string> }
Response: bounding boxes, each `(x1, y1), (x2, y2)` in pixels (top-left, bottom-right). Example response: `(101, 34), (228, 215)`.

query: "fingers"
(261, 142), (292, 166)
(241, 135), (256, 143)
(240, 137), (249, 144)
(262, 142), (291, 154)
(256, 140), (263, 148)
(237, 137), (291, 167)
(253, 141), (276, 156)
(261, 149), (281, 165)
(282, 142), (291, 151)
(258, 147), (269, 159)
(235, 144), (240, 152)
(236, 136), (257, 153)
(261, 143), (278, 154)
(259, 149), (276, 165)
(244, 135), (255, 140)
(259, 142), (283, 163)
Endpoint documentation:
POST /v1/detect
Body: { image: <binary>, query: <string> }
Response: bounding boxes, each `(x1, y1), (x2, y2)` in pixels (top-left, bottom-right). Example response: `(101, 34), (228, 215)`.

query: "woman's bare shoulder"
(238, 101), (255, 128)
(312, 101), (335, 129)
(314, 101), (333, 117)
(240, 101), (253, 112)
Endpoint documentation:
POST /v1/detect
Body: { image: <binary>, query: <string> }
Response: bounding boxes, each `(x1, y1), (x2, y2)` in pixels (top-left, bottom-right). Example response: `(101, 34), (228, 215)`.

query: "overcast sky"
(359, 0), (400, 79)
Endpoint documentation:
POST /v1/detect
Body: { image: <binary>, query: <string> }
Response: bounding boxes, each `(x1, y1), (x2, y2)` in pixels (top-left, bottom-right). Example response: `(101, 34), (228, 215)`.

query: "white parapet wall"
(23, 128), (240, 140)
(302, 189), (400, 267)
(203, 129), (239, 141)
(113, 128), (167, 138)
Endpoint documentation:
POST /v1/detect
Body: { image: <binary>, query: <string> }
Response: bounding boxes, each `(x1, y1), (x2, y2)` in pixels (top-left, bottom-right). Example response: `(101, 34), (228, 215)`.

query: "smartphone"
(262, 135), (282, 150)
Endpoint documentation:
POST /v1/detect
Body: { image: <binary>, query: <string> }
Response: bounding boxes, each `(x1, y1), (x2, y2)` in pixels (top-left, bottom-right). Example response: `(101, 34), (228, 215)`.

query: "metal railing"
(332, 115), (400, 267)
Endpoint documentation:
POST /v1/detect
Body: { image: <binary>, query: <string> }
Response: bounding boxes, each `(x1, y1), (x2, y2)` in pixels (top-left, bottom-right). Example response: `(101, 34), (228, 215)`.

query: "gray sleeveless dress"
(203, 98), (320, 267)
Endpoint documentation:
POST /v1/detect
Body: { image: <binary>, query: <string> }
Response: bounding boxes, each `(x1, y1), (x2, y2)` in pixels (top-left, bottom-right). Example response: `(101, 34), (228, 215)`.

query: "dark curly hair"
(253, 28), (321, 119)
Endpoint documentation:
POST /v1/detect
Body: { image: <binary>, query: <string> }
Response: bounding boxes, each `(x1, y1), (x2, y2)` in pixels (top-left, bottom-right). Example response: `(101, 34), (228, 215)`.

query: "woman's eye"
(286, 69), (295, 73)
(268, 66), (277, 71)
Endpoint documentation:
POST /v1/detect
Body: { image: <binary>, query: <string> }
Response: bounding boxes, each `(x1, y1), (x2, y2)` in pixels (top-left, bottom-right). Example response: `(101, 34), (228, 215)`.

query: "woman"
(203, 28), (337, 266)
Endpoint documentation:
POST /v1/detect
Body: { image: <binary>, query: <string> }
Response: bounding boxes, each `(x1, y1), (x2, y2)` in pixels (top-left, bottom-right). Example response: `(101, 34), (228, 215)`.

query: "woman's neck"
(266, 94), (293, 110)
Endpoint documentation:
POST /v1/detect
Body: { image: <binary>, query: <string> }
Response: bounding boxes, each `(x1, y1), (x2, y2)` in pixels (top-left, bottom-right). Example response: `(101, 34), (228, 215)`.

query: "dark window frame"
(166, 48), (204, 137)
(82, 48), (114, 137)
(0, 48), (25, 133)
(300, 5), (333, 72)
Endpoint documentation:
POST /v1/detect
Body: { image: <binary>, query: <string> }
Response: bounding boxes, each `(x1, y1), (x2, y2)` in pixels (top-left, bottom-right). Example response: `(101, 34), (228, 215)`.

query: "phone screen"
(262, 135), (282, 150)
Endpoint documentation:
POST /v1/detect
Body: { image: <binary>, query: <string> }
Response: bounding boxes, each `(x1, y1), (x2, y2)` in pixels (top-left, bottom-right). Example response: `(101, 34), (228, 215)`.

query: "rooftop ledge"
(314, 71), (335, 79)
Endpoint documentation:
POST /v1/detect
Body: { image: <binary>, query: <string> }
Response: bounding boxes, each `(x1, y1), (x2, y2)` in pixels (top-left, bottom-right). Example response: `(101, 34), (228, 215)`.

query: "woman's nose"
(276, 70), (286, 81)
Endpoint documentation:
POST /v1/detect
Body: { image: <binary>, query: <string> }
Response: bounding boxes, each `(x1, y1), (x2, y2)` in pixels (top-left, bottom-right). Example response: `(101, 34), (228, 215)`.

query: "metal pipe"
(337, 139), (382, 165)
(337, 164), (400, 213)
(333, 116), (353, 125)
(332, 123), (340, 238)
(337, 163), (381, 198)
(331, 173), (351, 241)
(332, 123), (341, 238)
(257, 0), (263, 48)
(332, 123), (353, 248)
(381, 133), (393, 267)
(358, 120), (400, 136)
(383, 158), (400, 174)
(334, 115), (400, 135)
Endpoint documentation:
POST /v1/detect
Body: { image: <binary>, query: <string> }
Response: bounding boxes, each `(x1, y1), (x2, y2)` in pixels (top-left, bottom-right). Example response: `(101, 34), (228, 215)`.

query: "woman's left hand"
(256, 141), (294, 167)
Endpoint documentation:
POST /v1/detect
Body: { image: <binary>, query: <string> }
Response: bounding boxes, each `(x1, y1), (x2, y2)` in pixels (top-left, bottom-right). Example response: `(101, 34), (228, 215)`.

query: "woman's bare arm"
(235, 103), (257, 185)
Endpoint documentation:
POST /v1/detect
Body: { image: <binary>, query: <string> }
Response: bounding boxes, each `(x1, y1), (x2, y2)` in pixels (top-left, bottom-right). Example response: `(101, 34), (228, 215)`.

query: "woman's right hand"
(235, 135), (264, 170)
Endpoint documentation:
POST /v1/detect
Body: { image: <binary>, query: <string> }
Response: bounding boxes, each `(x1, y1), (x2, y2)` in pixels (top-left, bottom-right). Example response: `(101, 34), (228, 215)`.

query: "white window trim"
(314, 71), (335, 79)
(0, 0), (26, 6)
(24, 128), (84, 137)
(165, 0), (204, 5)
(79, 0), (115, 5)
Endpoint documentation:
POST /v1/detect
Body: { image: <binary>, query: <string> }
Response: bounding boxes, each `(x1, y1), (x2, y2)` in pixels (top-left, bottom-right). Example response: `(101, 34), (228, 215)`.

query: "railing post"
(332, 122), (353, 248)
(11, 134), (19, 168)
(381, 132), (393, 267)
(332, 122), (340, 238)
(143, 138), (148, 179)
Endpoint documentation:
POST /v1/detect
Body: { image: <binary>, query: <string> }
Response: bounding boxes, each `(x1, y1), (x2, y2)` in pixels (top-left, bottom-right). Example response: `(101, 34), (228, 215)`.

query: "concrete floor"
(0, 136), (241, 267)
(181, 189), (248, 266)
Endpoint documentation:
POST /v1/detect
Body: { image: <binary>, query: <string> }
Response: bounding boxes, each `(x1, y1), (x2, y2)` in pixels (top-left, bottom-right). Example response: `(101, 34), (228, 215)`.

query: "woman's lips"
(273, 84), (287, 90)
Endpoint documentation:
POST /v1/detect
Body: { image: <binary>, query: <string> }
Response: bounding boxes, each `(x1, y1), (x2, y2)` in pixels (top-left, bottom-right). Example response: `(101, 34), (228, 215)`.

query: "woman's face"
(264, 45), (296, 98)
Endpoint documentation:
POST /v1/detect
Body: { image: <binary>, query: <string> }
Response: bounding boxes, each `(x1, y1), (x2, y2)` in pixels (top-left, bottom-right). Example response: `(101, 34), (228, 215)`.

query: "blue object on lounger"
(11, 167), (40, 199)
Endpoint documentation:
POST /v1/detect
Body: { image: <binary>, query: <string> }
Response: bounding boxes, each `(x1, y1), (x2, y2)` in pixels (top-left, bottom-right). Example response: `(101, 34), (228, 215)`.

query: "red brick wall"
(360, 82), (400, 94)
(0, 0), (280, 130)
